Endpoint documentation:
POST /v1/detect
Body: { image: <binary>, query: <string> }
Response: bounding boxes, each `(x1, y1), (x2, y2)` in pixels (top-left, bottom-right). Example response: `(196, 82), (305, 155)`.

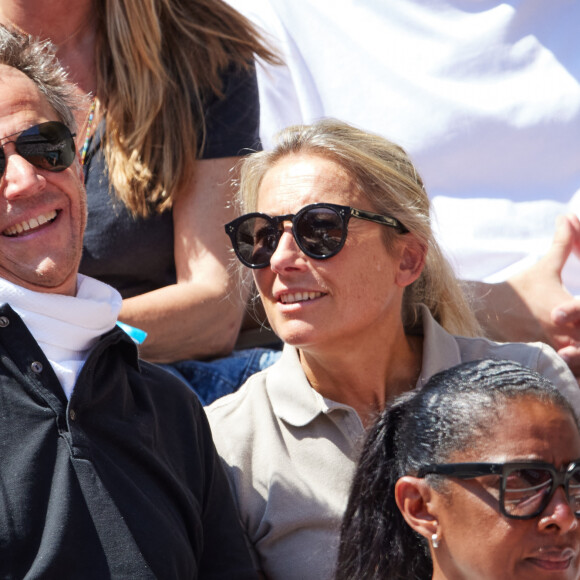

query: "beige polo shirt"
(207, 305), (580, 580)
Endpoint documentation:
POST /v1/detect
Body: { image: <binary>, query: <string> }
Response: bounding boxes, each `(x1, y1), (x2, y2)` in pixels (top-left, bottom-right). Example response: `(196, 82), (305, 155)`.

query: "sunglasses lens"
(503, 467), (552, 517)
(568, 466), (580, 515)
(230, 205), (348, 268)
(295, 206), (345, 258)
(235, 215), (279, 267)
(16, 122), (76, 172)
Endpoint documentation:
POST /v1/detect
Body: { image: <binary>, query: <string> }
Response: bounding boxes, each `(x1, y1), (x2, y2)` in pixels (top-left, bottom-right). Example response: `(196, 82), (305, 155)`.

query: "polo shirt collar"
(267, 345), (342, 427)
(267, 305), (463, 426)
(415, 304), (463, 389)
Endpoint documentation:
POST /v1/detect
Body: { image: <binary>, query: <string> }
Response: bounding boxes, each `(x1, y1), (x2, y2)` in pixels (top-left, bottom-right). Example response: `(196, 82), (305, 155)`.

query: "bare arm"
(470, 214), (580, 376)
(118, 157), (248, 364)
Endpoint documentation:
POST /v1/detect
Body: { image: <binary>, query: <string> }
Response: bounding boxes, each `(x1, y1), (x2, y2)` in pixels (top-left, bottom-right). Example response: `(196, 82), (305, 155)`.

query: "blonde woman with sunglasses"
(207, 119), (580, 580)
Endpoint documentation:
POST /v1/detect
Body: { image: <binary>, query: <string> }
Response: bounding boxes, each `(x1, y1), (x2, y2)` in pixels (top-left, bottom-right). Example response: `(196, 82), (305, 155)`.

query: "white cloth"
(0, 275), (122, 398)
(228, 0), (580, 290)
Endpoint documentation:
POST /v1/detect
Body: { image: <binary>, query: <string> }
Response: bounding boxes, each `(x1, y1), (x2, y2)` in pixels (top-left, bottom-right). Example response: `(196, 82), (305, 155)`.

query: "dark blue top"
(79, 64), (261, 298)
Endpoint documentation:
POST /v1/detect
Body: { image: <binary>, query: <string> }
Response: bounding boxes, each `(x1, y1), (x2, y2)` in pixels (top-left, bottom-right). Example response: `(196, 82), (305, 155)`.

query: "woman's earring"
(431, 532), (439, 549)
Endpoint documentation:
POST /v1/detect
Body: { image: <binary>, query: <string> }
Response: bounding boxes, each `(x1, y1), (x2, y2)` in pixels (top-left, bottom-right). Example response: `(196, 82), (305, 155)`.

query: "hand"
(470, 214), (580, 377)
(552, 299), (580, 376)
(506, 214), (580, 375)
(548, 213), (580, 375)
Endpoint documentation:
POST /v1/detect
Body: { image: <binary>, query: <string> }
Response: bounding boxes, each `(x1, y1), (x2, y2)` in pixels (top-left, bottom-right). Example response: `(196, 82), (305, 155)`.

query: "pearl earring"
(431, 532), (439, 549)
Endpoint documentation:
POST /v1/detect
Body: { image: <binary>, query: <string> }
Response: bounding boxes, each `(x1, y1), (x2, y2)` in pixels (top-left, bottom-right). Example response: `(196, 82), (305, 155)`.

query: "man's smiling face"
(0, 64), (86, 296)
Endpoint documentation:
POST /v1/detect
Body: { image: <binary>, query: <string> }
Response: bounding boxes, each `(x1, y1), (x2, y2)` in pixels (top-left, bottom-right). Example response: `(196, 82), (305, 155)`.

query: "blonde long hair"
(94, 0), (279, 217)
(238, 119), (481, 337)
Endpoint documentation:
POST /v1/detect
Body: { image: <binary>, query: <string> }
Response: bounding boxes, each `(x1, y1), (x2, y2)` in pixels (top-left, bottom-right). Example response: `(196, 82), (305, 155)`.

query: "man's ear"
(395, 476), (438, 541)
(394, 235), (426, 288)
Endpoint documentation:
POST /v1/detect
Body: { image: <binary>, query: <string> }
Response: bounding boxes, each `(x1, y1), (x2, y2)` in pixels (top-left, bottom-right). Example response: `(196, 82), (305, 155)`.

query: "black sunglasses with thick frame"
(224, 202), (408, 269)
(0, 121), (77, 177)
(417, 460), (580, 520)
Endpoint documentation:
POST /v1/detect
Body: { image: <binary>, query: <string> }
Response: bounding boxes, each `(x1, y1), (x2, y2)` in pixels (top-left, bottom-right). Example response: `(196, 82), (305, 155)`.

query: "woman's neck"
(0, 0), (97, 92)
(0, 1), (95, 45)
(299, 329), (424, 429)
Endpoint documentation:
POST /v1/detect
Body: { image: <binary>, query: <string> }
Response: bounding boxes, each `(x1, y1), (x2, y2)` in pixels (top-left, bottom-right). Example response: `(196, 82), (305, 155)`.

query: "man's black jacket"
(0, 303), (256, 579)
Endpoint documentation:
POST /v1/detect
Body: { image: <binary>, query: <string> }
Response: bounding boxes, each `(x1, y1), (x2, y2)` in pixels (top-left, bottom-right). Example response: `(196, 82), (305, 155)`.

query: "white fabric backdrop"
(228, 0), (580, 291)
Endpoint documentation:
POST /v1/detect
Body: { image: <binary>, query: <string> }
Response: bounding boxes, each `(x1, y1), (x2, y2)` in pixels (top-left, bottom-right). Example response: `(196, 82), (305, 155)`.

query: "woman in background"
(0, 0), (279, 403)
(337, 359), (580, 580)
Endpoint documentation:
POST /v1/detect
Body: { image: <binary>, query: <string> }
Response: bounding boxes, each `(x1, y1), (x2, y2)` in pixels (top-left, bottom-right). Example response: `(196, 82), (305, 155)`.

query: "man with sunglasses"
(0, 27), (256, 579)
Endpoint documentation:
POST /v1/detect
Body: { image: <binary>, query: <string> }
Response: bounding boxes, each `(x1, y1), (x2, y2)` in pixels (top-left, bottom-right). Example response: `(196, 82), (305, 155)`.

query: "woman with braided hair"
(338, 359), (580, 580)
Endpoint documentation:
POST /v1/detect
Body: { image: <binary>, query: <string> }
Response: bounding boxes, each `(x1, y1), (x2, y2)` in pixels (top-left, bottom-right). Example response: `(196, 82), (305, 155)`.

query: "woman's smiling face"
(253, 152), (410, 353)
(430, 397), (580, 580)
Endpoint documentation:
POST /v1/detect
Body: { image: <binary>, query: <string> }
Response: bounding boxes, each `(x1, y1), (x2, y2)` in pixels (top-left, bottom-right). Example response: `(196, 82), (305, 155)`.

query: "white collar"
(0, 274), (123, 398)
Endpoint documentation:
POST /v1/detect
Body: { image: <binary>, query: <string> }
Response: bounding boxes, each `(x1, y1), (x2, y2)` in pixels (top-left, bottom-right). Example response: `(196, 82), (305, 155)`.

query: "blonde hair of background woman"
(95, 0), (279, 217)
(237, 118), (481, 337)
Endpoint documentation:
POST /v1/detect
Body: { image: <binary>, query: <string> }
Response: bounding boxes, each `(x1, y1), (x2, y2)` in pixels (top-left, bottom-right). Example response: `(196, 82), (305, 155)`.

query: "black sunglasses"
(0, 121), (76, 177)
(417, 461), (580, 520)
(224, 202), (408, 269)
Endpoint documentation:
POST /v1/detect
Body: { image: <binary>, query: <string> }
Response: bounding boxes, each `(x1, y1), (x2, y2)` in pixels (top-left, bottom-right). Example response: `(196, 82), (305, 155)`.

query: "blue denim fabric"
(160, 347), (282, 406)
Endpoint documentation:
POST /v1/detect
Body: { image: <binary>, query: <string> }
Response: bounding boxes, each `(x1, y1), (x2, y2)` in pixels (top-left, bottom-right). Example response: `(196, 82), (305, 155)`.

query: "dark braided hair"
(336, 359), (578, 580)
